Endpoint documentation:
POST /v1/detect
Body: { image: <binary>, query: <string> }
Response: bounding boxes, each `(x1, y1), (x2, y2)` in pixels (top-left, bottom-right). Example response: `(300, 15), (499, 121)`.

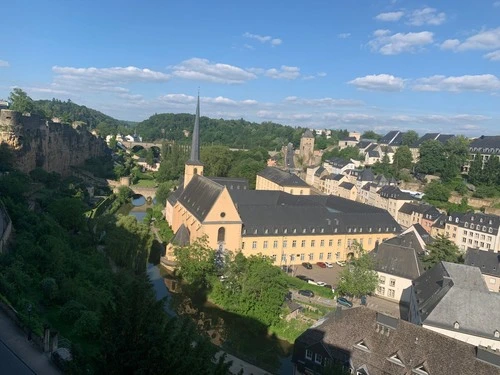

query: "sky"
(1, 0), (500, 135)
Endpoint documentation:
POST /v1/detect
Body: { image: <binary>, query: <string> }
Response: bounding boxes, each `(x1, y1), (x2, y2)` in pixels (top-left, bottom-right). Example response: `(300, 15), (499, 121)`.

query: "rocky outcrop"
(0, 109), (108, 175)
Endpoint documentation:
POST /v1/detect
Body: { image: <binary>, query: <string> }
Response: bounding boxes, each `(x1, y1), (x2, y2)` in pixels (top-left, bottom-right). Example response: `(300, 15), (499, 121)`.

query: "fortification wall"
(0, 109), (108, 175)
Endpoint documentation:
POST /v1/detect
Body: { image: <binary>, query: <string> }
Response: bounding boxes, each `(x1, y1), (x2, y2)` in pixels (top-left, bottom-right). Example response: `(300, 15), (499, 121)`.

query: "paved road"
(291, 263), (343, 287)
(0, 339), (35, 375)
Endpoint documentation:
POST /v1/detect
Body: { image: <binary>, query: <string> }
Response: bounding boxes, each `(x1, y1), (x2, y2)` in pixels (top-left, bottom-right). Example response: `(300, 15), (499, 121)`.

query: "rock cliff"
(0, 109), (108, 175)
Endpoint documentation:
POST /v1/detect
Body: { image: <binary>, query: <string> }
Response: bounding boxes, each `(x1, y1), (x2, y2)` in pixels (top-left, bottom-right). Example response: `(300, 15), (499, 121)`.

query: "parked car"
(324, 262), (334, 268)
(296, 275), (312, 282)
(337, 297), (353, 308)
(336, 260), (346, 267)
(302, 262), (313, 269)
(298, 290), (314, 297)
(315, 281), (327, 287)
(316, 262), (327, 268)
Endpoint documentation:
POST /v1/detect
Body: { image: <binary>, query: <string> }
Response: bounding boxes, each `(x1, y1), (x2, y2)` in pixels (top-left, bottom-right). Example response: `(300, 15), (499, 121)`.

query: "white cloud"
(342, 113), (375, 123)
(158, 93), (258, 107)
(348, 74), (405, 91)
(0, 60), (9, 68)
(368, 29), (434, 54)
(264, 65), (301, 80)
(26, 87), (70, 95)
(440, 39), (460, 50)
(52, 66), (170, 83)
(485, 50), (500, 61)
(256, 110), (313, 121)
(337, 33), (351, 39)
(284, 96), (364, 106)
(442, 28), (500, 52)
(407, 8), (446, 26)
(243, 32), (282, 46)
(171, 58), (256, 84)
(375, 11), (404, 22)
(412, 74), (500, 92)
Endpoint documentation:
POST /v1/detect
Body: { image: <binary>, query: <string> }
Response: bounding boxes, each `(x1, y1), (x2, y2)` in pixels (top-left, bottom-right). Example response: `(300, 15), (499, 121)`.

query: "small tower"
(300, 129), (315, 166)
(184, 94), (204, 188)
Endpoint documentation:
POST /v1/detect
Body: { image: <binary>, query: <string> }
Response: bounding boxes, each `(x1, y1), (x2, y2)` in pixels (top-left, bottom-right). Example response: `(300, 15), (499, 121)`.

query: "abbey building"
(165, 97), (401, 265)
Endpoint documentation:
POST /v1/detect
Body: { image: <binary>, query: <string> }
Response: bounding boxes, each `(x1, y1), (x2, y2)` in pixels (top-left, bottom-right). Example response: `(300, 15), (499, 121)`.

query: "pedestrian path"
(0, 309), (61, 375)
(215, 351), (272, 375)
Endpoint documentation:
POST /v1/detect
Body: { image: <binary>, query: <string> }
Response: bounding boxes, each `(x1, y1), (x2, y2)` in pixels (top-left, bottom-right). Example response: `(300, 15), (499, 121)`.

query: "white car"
(324, 262), (334, 268)
(336, 261), (347, 267)
(307, 279), (318, 286)
(315, 281), (327, 287)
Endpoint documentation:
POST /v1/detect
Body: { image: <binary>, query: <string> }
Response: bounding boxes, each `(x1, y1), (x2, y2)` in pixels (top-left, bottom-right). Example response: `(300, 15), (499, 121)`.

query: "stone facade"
(0, 109), (107, 176)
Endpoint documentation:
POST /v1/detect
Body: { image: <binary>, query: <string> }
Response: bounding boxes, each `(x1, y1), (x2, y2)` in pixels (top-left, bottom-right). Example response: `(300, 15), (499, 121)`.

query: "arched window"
(217, 227), (225, 243)
(193, 168), (198, 175)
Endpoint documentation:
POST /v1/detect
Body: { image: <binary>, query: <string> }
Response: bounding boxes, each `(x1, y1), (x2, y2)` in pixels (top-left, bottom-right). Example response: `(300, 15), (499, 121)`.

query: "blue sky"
(1, 0), (499, 135)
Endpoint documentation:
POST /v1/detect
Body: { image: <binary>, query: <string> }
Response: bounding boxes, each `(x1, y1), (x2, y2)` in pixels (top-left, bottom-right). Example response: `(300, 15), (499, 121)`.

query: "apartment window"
(305, 350), (313, 360)
(388, 289), (395, 298)
(488, 236), (492, 241)
(468, 239), (472, 244)
(389, 279), (396, 287)
(263, 241), (268, 249)
(464, 230), (467, 235)
(480, 242), (485, 247)
(474, 240), (478, 247)
(359, 239), (364, 247)
(292, 240), (297, 248)
(327, 252), (332, 259)
(462, 238), (467, 243)
(283, 240), (288, 248)
(301, 240), (306, 248)
(337, 239), (342, 247)
(311, 240), (315, 247)
(252, 241), (257, 249)
(336, 252), (340, 259)
(273, 240), (278, 249)
(319, 253), (324, 260)
(314, 353), (322, 365)
(281, 254), (286, 262)
(320, 240), (325, 247)
(290, 254), (295, 261)
(329, 239), (333, 247)
(487, 243), (491, 249)
(377, 286), (385, 295)
(300, 253), (305, 261)
(309, 253), (314, 261)
(379, 276), (386, 284)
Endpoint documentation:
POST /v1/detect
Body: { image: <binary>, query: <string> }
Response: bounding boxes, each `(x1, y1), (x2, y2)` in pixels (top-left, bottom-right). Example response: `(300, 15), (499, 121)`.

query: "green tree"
(47, 197), (86, 232)
(337, 245), (378, 298)
(423, 181), (451, 203)
(116, 186), (133, 204)
(483, 155), (500, 186)
(393, 145), (413, 170)
(201, 146), (234, 177)
(174, 237), (216, 286)
(361, 131), (381, 141)
(401, 130), (419, 146)
(145, 148), (155, 166)
(9, 88), (35, 114)
(467, 153), (483, 185)
(156, 181), (175, 206)
(417, 140), (445, 174)
(422, 235), (462, 269)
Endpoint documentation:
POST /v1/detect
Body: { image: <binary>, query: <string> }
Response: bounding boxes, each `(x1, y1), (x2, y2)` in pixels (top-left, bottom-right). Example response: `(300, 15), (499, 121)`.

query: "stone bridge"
(129, 186), (157, 200)
(121, 140), (167, 149)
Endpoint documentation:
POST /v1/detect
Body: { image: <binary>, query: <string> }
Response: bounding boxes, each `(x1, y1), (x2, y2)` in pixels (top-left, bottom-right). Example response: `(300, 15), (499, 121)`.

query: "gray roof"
(177, 175), (223, 222)
(171, 224), (190, 246)
(446, 212), (500, 236)
(187, 94), (201, 164)
(470, 136), (500, 155)
(293, 307), (500, 375)
(340, 136), (358, 142)
(339, 181), (355, 190)
(464, 248), (500, 277)
(379, 130), (401, 145)
(358, 168), (374, 182)
(378, 186), (413, 200)
(413, 261), (500, 340)
(412, 133), (455, 147)
(302, 129), (314, 138)
(208, 177), (248, 190)
(314, 166), (325, 177)
(257, 167), (309, 187)
(399, 203), (440, 221)
(368, 150), (380, 158)
(330, 173), (345, 181)
(412, 223), (433, 244)
(383, 231), (426, 256)
(372, 237), (423, 279)
(325, 157), (351, 168)
(357, 140), (374, 150)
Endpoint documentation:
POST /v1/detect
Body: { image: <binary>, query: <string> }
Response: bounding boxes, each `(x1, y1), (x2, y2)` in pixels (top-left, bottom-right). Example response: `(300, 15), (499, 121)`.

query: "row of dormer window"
(242, 226), (395, 235)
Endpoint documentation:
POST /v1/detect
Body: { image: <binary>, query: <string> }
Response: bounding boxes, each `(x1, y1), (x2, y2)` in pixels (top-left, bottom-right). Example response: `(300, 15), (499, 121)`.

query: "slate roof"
(412, 133), (455, 147)
(257, 167), (309, 187)
(412, 262), (500, 341)
(302, 129), (314, 138)
(339, 181), (355, 190)
(382, 231), (426, 256)
(372, 234), (423, 279)
(358, 168), (375, 182)
(357, 140), (374, 150)
(331, 173), (345, 181)
(464, 248), (500, 278)
(470, 136), (500, 155)
(340, 136), (358, 142)
(171, 224), (190, 246)
(446, 212), (500, 236)
(379, 130), (401, 145)
(187, 95), (201, 163)
(325, 157), (352, 168)
(378, 186), (413, 200)
(364, 143), (378, 153)
(177, 175), (224, 222)
(398, 203), (440, 221)
(293, 307), (500, 375)
(314, 166), (325, 177)
(412, 223), (433, 244)
(208, 177), (248, 190)
(306, 194), (387, 214)
(368, 150), (380, 158)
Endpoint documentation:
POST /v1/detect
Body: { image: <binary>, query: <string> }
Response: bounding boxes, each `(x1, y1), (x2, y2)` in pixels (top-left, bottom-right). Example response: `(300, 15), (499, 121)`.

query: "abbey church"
(165, 97), (401, 266)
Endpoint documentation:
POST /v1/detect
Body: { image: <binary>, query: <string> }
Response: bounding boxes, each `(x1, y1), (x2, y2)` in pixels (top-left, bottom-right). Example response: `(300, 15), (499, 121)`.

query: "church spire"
(189, 93), (201, 163)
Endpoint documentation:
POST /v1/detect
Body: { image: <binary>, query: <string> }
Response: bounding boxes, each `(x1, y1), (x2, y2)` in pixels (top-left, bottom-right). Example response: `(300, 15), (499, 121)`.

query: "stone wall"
(0, 109), (107, 175)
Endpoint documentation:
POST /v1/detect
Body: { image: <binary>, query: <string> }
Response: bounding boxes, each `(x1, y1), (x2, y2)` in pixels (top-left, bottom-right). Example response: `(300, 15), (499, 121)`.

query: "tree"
(116, 186), (133, 204)
(47, 197), (86, 232)
(468, 153), (483, 185)
(174, 237), (216, 286)
(145, 148), (155, 167)
(0, 144), (13, 172)
(423, 181), (451, 203)
(156, 181), (175, 206)
(422, 235), (462, 269)
(483, 155), (500, 186)
(393, 145), (413, 170)
(9, 88), (35, 114)
(201, 146), (234, 177)
(417, 140), (445, 174)
(361, 131), (380, 141)
(401, 130), (419, 146)
(336, 245), (378, 298)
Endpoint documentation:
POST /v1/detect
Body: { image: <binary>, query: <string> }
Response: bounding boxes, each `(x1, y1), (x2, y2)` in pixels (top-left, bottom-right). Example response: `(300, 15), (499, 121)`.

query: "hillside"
(33, 99), (133, 136)
(136, 113), (306, 150)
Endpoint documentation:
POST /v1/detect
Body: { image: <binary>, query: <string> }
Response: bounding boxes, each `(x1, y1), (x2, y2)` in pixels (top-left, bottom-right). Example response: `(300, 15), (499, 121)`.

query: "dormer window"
(311, 228), (315, 233)
(465, 222), (468, 228)
(303, 228), (307, 233)
(254, 229), (258, 234)
(413, 364), (429, 375)
(293, 228), (297, 233)
(482, 226), (486, 232)
(275, 229), (278, 234)
(454, 321), (460, 329)
(489, 228), (493, 233)
(494, 330), (500, 338)
(388, 353), (404, 367)
(264, 229), (269, 234)
(355, 340), (369, 352)
(284, 229), (288, 234)
(455, 218), (459, 223)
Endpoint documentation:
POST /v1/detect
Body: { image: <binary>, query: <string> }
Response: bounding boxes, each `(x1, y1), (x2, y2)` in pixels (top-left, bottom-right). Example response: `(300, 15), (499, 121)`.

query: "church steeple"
(189, 93), (201, 163)
(184, 92), (204, 188)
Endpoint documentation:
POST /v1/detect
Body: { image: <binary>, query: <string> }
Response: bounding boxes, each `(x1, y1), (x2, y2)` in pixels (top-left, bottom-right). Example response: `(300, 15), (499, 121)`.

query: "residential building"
(338, 136), (358, 149)
(305, 165), (326, 188)
(293, 307), (500, 375)
(299, 130), (315, 166)
(378, 130), (405, 148)
(165, 97), (401, 266)
(354, 168), (374, 191)
(463, 135), (500, 173)
(323, 157), (357, 175)
(374, 186), (414, 221)
(397, 202), (440, 231)
(444, 212), (500, 252)
(430, 213), (447, 238)
(371, 231), (424, 304)
(409, 261), (500, 350)
(256, 167), (311, 195)
(319, 173), (348, 195)
(465, 248), (500, 292)
(349, 131), (361, 141)
(337, 181), (358, 201)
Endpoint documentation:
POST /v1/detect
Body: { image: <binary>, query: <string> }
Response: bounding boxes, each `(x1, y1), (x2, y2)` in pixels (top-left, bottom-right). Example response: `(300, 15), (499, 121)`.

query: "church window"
(194, 168), (198, 175)
(217, 227), (225, 242)
(220, 212), (226, 218)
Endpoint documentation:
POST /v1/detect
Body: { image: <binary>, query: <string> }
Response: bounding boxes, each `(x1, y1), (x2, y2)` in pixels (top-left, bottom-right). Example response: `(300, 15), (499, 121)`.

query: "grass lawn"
(268, 319), (311, 343)
(133, 179), (157, 188)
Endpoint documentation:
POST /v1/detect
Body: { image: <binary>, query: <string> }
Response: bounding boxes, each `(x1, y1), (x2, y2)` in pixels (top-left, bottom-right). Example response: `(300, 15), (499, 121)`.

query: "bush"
(41, 277), (58, 303)
(72, 311), (99, 339)
(473, 185), (499, 199)
(59, 300), (86, 323)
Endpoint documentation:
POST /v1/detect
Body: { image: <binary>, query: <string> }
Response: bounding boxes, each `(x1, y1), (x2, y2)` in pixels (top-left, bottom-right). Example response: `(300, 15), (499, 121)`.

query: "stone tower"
(300, 129), (315, 166)
(184, 94), (204, 188)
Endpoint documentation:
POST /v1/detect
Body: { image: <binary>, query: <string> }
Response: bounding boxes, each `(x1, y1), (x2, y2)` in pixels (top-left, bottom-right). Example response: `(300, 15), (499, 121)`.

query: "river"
(123, 195), (294, 374)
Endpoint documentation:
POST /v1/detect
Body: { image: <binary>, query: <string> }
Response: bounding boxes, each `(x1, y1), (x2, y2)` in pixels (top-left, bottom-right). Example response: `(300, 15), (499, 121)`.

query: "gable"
(204, 187), (242, 224)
